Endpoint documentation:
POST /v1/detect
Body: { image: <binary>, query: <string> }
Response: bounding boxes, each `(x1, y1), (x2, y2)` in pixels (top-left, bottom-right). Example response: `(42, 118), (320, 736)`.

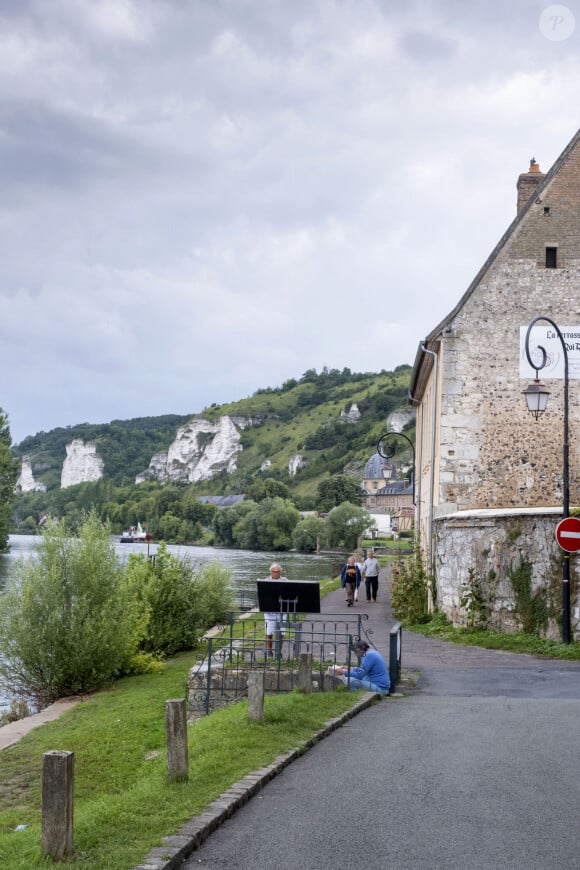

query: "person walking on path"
(340, 555), (361, 607)
(334, 639), (390, 694)
(262, 562), (288, 656)
(362, 547), (380, 602)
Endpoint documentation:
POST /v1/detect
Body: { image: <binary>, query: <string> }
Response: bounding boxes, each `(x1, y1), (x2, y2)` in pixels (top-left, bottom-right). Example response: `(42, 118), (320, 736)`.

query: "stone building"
(361, 452), (414, 511)
(410, 130), (580, 638)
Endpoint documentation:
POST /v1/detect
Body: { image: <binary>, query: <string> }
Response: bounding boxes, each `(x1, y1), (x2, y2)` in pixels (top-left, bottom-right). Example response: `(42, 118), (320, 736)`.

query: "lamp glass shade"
(523, 380), (550, 420)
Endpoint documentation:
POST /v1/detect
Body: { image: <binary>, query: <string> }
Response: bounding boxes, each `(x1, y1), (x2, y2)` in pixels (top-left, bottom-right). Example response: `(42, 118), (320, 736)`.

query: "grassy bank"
(408, 612), (580, 659)
(0, 651), (362, 869)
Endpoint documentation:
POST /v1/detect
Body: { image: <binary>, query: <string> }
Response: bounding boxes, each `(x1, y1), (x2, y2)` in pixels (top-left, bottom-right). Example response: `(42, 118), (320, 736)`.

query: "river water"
(0, 535), (338, 713)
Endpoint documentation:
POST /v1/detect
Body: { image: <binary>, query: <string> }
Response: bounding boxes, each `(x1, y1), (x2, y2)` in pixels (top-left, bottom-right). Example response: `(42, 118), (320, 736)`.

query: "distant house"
(361, 452), (414, 513)
(410, 132), (580, 637)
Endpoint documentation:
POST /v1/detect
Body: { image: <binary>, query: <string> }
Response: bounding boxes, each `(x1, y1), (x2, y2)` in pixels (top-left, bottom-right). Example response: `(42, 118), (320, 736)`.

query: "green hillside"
(12, 366), (414, 538)
(198, 366), (413, 498)
(14, 415), (191, 489)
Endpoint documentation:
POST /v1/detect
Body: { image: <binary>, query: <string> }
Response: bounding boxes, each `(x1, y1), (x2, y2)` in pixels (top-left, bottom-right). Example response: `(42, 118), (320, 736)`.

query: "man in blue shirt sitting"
(335, 640), (390, 695)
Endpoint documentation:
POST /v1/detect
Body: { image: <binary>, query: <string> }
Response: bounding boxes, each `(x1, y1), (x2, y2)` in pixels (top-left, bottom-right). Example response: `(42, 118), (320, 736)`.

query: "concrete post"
(41, 750), (74, 860)
(248, 670), (265, 721)
(297, 652), (313, 693)
(165, 699), (189, 782)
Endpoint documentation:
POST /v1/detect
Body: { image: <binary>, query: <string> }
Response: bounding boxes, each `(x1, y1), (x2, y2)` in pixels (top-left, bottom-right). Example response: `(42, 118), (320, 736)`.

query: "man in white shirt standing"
(361, 548), (380, 603)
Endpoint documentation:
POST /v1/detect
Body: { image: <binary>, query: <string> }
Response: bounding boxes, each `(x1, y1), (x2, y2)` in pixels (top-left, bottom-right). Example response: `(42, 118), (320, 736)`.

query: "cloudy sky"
(2, 0), (579, 443)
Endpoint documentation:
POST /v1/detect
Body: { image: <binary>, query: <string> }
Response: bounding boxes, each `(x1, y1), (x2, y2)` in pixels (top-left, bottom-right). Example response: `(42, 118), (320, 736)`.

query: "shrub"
(125, 544), (198, 656)
(0, 512), (140, 707)
(391, 541), (430, 623)
(192, 563), (235, 630)
(125, 545), (234, 656)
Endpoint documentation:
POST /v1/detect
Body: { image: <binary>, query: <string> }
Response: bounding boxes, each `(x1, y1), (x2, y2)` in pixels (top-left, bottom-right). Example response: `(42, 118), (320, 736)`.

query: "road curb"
(132, 692), (379, 870)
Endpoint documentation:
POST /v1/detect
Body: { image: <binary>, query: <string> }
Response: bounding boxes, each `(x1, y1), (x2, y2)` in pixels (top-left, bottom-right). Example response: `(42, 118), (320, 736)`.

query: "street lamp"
(376, 431), (415, 497)
(523, 315), (570, 644)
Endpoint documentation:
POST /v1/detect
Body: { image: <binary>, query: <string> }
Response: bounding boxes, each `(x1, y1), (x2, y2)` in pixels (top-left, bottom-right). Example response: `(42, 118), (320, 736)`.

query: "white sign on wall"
(519, 325), (580, 379)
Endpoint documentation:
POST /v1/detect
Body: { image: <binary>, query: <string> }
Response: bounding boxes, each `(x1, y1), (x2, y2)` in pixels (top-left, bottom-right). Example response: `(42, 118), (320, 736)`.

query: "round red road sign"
(555, 516), (580, 553)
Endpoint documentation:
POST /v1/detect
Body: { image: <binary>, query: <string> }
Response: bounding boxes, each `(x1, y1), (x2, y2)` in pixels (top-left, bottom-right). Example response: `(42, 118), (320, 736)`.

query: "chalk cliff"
(340, 403), (361, 423)
(288, 454), (305, 476)
(16, 458), (46, 493)
(136, 415), (245, 484)
(387, 410), (415, 432)
(61, 439), (104, 489)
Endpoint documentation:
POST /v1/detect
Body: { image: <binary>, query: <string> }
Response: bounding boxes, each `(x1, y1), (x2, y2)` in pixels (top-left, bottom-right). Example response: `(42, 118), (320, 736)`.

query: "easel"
(256, 580), (321, 658)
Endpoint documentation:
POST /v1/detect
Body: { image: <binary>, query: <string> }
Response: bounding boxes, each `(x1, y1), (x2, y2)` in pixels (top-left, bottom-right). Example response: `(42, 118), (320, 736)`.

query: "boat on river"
(120, 523), (149, 543)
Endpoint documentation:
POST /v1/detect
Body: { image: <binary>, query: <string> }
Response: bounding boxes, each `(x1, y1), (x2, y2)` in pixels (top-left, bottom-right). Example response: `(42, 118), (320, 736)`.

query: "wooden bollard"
(165, 699), (189, 782)
(41, 750), (74, 860)
(248, 671), (265, 721)
(297, 653), (313, 694)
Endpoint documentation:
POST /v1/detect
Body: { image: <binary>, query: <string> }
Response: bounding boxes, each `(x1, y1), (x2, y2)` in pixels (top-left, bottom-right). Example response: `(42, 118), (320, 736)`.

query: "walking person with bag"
(341, 555), (361, 607)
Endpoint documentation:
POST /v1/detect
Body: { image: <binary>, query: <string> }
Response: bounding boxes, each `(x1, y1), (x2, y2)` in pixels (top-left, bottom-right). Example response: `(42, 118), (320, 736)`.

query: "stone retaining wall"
(434, 509), (580, 640)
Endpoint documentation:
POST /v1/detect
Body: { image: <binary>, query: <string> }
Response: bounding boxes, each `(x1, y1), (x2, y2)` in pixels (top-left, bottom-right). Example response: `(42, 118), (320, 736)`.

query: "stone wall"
(434, 508), (580, 639)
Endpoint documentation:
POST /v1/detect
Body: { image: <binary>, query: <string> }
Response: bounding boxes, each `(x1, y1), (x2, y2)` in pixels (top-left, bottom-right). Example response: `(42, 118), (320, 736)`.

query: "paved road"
(182, 571), (580, 870)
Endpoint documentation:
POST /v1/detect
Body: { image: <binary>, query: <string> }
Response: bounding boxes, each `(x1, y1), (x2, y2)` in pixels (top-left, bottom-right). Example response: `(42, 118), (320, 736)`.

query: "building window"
(543, 206), (551, 216)
(546, 247), (557, 268)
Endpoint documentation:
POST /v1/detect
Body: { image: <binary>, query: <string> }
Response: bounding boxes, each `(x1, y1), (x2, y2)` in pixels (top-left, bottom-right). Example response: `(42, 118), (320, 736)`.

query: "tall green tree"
(325, 501), (371, 550)
(0, 409), (19, 552)
(317, 474), (362, 511)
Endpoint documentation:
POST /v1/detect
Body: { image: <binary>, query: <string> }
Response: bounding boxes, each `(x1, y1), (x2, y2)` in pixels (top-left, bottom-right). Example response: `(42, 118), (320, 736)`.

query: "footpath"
(176, 567), (580, 870)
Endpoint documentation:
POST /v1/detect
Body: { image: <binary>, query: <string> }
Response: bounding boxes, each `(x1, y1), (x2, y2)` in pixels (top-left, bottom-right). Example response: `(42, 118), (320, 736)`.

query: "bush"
(125, 544), (198, 656)
(0, 512), (140, 707)
(125, 544), (234, 656)
(192, 563), (235, 629)
(390, 541), (430, 623)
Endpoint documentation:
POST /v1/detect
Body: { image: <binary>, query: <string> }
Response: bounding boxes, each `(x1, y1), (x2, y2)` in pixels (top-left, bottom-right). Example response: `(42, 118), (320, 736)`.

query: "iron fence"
(187, 610), (376, 717)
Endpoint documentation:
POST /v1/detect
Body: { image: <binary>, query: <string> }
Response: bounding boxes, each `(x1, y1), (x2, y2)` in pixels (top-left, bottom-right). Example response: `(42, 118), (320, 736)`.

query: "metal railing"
(187, 610), (375, 717)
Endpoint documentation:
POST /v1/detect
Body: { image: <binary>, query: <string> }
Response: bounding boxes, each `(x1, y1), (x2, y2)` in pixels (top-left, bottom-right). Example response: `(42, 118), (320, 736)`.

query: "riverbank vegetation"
(0, 653), (361, 870)
(0, 514), (234, 708)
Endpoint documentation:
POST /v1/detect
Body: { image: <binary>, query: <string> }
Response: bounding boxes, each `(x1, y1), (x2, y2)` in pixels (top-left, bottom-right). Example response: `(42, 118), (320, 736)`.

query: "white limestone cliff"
(340, 403), (361, 423)
(386, 409), (415, 433)
(61, 439), (104, 489)
(136, 415), (244, 484)
(16, 458), (46, 493)
(288, 454), (305, 476)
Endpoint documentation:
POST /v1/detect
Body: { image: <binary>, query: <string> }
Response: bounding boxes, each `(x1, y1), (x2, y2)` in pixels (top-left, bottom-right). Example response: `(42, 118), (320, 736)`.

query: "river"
(0, 535), (338, 714)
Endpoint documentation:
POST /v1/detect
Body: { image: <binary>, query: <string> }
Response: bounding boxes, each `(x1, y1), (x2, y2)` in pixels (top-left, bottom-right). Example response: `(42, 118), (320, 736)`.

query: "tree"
(325, 502), (372, 550)
(246, 478), (291, 502)
(292, 516), (326, 553)
(233, 497), (300, 551)
(0, 409), (19, 552)
(213, 501), (256, 546)
(317, 474), (362, 511)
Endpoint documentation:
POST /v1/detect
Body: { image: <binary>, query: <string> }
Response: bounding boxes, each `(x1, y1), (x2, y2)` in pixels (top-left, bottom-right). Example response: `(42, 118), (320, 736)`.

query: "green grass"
(0, 653), (363, 869)
(408, 612), (580, 659)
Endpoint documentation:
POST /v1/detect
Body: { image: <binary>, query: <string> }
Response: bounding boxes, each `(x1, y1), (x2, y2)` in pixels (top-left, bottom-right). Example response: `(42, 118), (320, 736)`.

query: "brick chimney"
(517, 158), (543, 213)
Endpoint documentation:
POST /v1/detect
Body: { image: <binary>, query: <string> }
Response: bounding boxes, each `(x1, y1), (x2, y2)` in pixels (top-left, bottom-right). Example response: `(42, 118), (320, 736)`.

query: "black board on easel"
(256, 580), (321, 614)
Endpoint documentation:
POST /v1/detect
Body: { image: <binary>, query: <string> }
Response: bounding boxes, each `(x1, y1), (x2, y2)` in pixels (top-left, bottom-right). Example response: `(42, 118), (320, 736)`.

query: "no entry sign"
(555, 517), (580, 553)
